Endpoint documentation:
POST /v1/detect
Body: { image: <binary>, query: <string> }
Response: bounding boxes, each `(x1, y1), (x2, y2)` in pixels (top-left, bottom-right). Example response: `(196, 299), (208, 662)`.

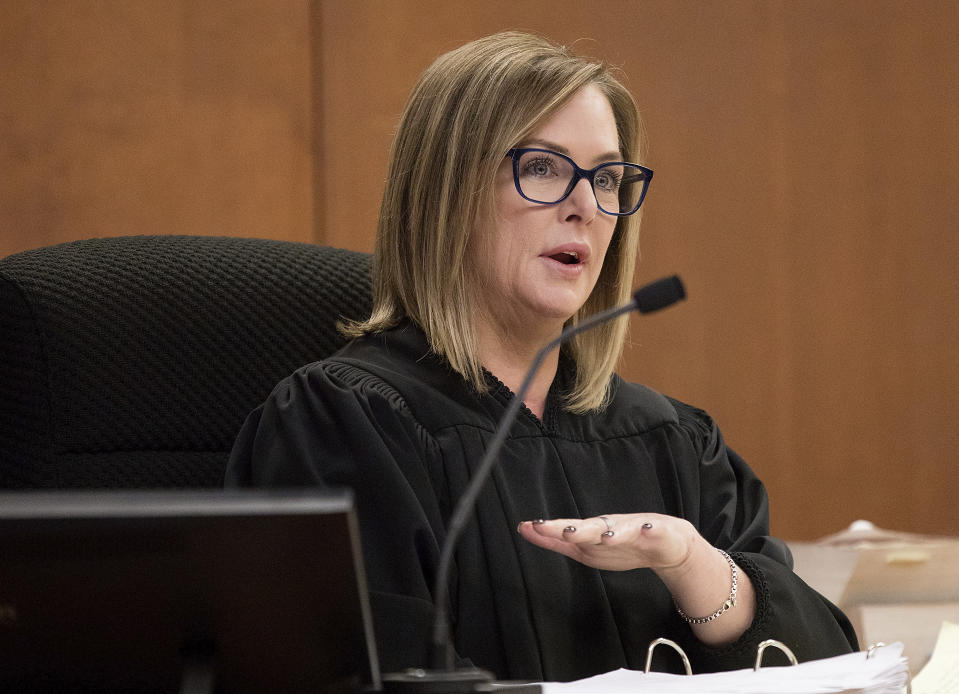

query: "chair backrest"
(0, 235), (372, 489)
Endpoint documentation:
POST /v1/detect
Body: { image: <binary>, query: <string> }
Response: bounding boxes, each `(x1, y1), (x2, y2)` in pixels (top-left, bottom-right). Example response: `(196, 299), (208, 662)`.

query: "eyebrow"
(520, 138), (624, 165)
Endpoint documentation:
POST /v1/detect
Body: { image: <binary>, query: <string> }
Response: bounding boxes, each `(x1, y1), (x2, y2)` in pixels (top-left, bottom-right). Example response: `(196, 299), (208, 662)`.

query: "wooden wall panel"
(3, 1), (955, 541)
(316, 0), (959, 540)
(0, 1), (313, 259)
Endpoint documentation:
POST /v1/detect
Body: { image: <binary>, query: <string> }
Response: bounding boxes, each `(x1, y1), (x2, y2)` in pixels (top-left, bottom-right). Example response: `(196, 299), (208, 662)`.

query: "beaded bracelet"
(675, 548), (738, 624)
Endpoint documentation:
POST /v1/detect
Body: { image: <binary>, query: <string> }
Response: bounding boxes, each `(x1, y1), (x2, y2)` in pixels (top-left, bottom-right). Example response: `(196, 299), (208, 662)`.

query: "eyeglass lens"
(515, 150), (647, 215)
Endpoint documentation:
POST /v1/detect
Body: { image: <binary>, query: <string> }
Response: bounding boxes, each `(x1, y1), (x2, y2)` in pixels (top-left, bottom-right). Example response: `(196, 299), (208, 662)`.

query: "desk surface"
(788, 539), (959, 676)
(789, 541), (859, 604)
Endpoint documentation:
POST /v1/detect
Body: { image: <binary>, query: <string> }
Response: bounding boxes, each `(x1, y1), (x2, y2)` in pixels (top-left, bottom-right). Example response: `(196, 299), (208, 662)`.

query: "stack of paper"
(539, 642), (908, 694)
(911, 622), (959, 694)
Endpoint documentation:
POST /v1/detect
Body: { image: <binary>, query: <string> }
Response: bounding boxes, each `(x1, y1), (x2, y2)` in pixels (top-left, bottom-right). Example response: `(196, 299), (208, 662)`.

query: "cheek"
(596, 220), (619, 263)
(470, 214), (521, 291)
(488, 202), (536, 262)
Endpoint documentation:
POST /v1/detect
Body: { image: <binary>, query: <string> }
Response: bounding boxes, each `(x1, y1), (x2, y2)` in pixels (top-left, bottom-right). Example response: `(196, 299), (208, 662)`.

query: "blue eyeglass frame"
(507, 147), (654, 216)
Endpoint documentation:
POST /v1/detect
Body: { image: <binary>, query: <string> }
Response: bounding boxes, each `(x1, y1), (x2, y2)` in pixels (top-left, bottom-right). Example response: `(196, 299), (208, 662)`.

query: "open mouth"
(549, 251), (581, 265)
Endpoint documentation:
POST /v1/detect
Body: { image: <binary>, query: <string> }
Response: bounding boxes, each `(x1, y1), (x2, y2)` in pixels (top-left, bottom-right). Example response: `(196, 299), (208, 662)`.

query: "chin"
(537, 301), (586, 325)
(518, 286), (592, 328)
(550, 290), (592, 318)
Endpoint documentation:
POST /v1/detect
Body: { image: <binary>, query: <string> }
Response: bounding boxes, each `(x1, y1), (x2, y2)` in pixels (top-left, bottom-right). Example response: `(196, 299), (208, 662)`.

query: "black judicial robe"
(226, 321), (857, 681)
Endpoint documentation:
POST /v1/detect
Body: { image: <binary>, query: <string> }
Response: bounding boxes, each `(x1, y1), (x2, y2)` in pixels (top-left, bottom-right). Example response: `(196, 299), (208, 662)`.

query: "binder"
(531, 639), (908, 693)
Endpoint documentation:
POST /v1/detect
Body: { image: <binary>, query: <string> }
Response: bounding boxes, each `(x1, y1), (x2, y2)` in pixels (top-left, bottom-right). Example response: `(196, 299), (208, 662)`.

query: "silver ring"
(599, 516), (614, 538)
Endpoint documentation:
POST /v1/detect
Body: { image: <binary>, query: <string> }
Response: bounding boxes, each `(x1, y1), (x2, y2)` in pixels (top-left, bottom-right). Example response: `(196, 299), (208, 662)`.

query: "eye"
(593, 167), (623, 192)
(522, 156), (558, 178)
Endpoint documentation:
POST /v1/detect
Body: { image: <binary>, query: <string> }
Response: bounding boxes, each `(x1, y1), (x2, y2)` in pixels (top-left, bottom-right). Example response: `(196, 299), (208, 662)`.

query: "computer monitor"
(0, 488), (380, 693)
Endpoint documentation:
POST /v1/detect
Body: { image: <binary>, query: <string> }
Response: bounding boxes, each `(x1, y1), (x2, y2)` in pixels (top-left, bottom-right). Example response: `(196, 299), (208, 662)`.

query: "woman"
(226, 31), (857, 681)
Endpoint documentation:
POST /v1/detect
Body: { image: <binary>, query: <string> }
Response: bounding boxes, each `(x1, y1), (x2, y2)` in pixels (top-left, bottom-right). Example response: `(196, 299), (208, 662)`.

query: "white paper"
(539, 642), (908, 694)
(911, 621), (959, 694)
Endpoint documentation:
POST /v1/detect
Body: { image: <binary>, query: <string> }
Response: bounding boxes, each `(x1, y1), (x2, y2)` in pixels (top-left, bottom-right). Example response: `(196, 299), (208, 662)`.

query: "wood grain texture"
(0, 1), (314, 258)
(2, 1), (956, 540)
(316, 0), (959, 540)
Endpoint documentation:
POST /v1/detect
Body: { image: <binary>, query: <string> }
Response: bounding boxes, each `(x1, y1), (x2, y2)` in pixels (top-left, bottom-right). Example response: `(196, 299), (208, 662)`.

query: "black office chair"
(0, 235), (372, 488)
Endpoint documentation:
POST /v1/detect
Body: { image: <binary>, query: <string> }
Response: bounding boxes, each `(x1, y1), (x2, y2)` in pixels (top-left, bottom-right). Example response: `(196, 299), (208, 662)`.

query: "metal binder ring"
(866, 642), (886, 659)
(754, 639), (798, 670)
(644, 637), (692, 676)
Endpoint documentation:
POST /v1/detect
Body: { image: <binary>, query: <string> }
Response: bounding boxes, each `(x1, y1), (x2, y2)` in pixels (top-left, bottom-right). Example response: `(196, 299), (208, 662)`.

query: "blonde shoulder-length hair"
(343, 31), (647, 414)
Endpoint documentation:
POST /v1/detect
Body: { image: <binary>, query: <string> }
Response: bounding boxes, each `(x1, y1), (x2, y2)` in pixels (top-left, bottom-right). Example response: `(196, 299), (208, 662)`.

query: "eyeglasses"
(507, 148), (654, 216)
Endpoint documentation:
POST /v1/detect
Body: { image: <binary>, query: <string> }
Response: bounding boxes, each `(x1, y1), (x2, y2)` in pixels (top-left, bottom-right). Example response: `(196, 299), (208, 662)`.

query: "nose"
(563, 176), (598, 223)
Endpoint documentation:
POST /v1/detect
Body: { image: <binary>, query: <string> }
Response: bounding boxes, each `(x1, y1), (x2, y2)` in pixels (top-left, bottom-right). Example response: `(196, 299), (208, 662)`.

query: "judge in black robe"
(226, 31), (857, 682)
(226, 321), (857, 680)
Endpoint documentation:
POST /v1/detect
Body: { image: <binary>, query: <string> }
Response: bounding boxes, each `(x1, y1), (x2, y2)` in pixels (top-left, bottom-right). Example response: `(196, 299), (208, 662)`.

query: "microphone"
(381, 275), (686, 692)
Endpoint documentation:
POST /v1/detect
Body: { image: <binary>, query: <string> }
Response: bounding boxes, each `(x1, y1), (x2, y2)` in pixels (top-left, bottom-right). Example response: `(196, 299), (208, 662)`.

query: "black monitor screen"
(0, 489), (379, 694)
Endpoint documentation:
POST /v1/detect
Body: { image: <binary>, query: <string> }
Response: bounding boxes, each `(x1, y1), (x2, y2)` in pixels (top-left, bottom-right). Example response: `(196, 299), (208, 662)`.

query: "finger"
(602, 518), (656, 547)
(520, 518), (586, 539)
(521, 516), (621, 544)
(597, 515), (616, 541)
(516, 521), (605, 563)
(557, 517), (614, 545)
(517, 519), (573, 542)
(517, 522), (588, 560)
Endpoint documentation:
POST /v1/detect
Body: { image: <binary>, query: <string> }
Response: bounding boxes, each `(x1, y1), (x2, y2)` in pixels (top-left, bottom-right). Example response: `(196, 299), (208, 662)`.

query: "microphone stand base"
(381, 667), (494, 693)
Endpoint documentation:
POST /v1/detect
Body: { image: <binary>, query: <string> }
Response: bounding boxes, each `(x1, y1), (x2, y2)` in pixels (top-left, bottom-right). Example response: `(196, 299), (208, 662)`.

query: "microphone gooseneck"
(428, 275), (686, 671)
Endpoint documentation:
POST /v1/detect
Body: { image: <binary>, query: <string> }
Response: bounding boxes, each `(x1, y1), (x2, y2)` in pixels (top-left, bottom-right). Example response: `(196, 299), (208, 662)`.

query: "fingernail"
(563, 526), (577, 533)
(532, 519), (546, 525)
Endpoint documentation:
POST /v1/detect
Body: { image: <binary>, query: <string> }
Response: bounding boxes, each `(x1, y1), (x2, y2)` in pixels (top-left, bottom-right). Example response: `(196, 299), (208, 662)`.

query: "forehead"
(522, 84), (620, 162)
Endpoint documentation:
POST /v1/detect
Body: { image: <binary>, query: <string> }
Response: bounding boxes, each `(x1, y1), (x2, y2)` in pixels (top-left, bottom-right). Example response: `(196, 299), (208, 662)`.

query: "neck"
(474, 316), (562, 420)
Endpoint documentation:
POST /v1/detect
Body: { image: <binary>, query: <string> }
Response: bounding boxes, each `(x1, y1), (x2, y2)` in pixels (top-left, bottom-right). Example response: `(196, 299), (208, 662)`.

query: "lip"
(540, 242), (591, 266)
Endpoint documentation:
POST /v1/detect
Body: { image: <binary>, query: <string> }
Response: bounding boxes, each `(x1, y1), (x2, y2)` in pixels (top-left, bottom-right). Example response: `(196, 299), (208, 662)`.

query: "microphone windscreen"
(633, 275), (686, 314)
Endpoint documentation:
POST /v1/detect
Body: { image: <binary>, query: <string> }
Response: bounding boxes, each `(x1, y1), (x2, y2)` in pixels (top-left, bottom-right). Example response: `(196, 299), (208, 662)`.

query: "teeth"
(549, 250), (581, 265)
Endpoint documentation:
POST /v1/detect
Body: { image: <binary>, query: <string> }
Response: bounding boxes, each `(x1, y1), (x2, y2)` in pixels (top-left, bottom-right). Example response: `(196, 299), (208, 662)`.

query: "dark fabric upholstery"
(0, 235), (372, 488)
